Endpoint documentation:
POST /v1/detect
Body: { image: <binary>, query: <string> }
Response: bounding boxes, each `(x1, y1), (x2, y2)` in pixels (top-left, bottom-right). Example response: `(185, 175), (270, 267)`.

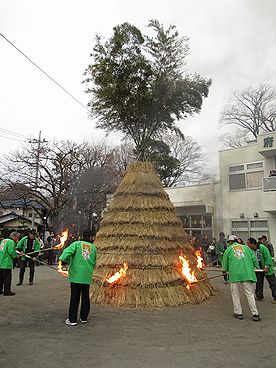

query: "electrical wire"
(0, 134), (27, 143)
(0, 33), (90, 112)
(0, 127), (28, 139)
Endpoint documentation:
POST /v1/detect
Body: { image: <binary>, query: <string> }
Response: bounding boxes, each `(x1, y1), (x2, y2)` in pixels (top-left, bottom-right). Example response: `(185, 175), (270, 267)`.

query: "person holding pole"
(247, 237), (276, 304)
(16, 229), (41, 285)
(215, 232), (228, 283)
(222, 235), (261, 321)
(59, 230), (97, 326)
(0, 232), (20, 296)
(261, 235), (274, 258)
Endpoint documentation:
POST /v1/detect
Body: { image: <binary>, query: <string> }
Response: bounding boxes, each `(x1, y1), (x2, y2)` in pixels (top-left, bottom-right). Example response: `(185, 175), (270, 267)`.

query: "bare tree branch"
(219, 84), (276, 138)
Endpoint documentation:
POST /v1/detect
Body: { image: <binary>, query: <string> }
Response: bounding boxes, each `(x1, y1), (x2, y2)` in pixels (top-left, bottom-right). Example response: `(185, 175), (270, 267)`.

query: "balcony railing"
(263, 176), (276, 191)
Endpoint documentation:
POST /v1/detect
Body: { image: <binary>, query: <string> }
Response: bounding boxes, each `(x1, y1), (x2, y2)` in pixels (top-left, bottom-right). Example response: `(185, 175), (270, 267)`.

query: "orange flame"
(179, 256), (198, 288)
(57, 260), (68, 277)
(54, 229), (69, 249)
(195, 250), (204, 270)
(106, 263), (128, 284)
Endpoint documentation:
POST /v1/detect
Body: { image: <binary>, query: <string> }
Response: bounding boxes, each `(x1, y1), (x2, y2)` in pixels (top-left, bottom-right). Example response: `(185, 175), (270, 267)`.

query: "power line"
(0, 134), (27, 143)
(0, 33), (90, 112)
(0, 127), (28, 139)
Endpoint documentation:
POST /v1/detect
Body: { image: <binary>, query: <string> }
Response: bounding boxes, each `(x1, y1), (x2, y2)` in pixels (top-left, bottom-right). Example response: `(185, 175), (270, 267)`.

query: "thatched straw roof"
(91, 162), (213, 308)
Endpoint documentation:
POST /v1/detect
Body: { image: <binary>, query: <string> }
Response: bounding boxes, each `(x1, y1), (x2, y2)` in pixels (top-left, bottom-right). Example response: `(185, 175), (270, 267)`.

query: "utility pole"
(29, 131), (47, 229)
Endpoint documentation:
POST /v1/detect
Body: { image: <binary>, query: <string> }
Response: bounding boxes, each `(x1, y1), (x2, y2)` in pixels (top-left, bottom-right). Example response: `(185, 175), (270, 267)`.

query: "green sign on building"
(263, 136), (274, 148)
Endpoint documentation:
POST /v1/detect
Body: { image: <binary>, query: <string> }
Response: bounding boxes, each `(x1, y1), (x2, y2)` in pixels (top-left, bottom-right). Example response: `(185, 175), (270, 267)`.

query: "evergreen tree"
(84, 20), (211, 159)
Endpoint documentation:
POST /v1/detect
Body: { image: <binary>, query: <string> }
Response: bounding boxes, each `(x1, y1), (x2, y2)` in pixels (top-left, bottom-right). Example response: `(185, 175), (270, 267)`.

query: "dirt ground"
(1, 266), (275, 368)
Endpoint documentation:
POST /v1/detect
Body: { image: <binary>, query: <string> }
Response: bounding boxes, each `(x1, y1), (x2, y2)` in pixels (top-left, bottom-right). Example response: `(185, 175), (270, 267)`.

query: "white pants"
(230, 281), (259, 315)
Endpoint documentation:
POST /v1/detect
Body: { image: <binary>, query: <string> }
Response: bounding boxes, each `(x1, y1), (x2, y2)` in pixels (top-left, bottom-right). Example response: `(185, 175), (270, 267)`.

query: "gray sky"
(1, 0), (276, 174)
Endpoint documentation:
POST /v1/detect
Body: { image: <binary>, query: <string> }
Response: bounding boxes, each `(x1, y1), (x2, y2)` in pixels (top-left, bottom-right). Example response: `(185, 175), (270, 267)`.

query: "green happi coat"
(16, 236), (40, 259)
(222, 242), (258, 283)
(0, 238), (17, 269)
(59, 240), (97, 284)
(215, 241), (225, 264)
(256, 243), (274, 276)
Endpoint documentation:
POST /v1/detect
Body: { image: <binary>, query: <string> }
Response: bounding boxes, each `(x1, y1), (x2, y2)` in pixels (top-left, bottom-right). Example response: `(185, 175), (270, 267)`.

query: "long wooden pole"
(16, 251), (101, 279)
(192, 272), (228, 284)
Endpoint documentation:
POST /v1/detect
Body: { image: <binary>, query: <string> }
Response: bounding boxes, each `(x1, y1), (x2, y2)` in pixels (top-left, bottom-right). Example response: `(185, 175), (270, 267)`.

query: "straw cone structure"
(91, 162), (213, 308)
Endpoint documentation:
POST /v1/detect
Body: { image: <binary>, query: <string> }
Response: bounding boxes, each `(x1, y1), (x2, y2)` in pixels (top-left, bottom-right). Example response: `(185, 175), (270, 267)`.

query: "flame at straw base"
(195, 250), (204, 270)
(57, 260), (68, 277)
(179, 256), (198, 289)
(106, 263), (128, 284)
(54, 229), (69, 249)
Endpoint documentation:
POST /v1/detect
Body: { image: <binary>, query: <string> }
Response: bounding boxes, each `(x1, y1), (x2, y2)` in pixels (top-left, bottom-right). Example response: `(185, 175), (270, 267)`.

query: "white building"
(166, 131), (276, 244)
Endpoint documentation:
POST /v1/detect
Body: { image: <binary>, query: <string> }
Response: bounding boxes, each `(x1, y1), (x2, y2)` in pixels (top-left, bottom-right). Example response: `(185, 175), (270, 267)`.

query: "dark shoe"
(17, 282), (22, 286)
(273, 300), (276, 304)
(256, 297), (264, 301)
(4, 291), (15, 296)
(29, 282), (33, 285)
(233, 313), (244, 320)
(252, 315), (261, 321)
(0, 291), (3, 294)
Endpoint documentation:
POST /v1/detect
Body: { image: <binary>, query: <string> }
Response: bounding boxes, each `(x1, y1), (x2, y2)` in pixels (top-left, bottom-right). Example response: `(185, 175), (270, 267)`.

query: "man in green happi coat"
(0, 232), (20, 296)
(247, 237), (276, 304)
(222, 235), (261, 321)
(59, 230), (97, 326)
(16, 229), (41, 286)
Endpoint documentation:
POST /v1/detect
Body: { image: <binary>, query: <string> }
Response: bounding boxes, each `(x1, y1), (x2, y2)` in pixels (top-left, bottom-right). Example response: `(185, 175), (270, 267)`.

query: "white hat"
(227, 235), (238, 242)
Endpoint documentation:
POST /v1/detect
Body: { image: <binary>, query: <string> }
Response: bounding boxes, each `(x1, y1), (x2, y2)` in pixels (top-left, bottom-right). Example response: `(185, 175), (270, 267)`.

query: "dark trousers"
(47, 251), (54, 265)
(256, 272), (276, 300)
(222, 271), (228, 282)
(0, 268), (12, 294)
(19, 259), (35, 283)
(69, 282), (90, 323)
(209, 253), (218, 265)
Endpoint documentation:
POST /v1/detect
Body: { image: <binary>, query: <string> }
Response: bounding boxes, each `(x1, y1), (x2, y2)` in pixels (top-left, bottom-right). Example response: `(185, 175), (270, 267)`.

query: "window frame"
(228, 160), (264, 191)
(180, 214), (212, 236)
(231, 218), (269, 241)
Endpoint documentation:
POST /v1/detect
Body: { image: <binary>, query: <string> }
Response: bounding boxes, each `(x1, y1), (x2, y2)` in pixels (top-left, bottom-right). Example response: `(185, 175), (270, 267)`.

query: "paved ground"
(0, 266), (275, 368)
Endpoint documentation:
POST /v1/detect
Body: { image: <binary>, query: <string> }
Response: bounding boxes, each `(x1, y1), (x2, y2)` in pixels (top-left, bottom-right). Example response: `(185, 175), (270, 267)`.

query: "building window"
(180, 214), (212, 237)
(231, 218), (269, 241)
(229, 161), (264, 190)
(191, 215), (202, 228)
(229, 173), (246, 190)
(250, 219), (268, 228)
(181, 215), (190, 228)
(232, 220), (248, 229)
(229, 165), (244, 172)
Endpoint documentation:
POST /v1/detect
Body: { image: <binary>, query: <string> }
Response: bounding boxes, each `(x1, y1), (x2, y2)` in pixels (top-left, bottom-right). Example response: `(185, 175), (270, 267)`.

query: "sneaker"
(256, 297), (264, 301)
(4, 291), (15, 296)
(272, 300), (276, 304)
(252, 315), (261, 321)
(80, 319), (87, 324)
(16, 282), (22, 286)
(65, 318), (77, 326)
(233, 313), (244, 320)
(29, 282), (33, 285)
